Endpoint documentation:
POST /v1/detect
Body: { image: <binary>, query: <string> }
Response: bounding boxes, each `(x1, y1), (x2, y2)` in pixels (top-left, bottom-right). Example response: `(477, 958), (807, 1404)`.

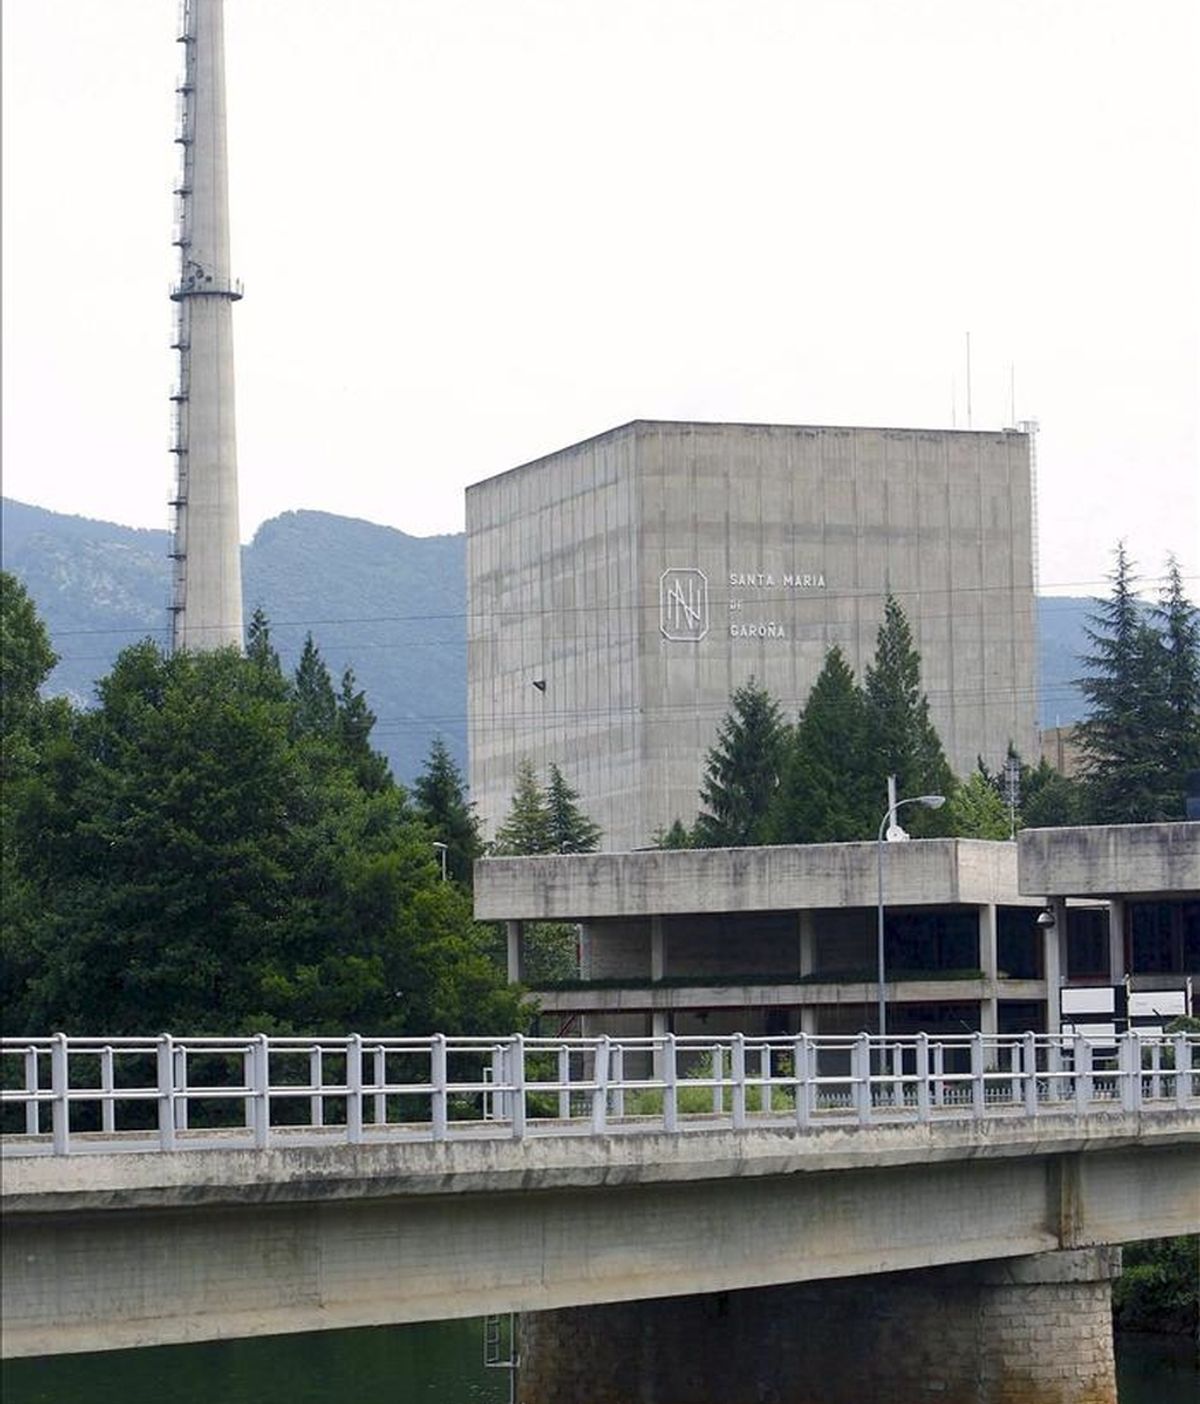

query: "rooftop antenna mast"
(168, 0), (244, 652)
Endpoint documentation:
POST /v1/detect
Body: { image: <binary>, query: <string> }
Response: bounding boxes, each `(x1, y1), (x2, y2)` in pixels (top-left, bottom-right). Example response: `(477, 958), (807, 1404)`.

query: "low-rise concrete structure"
(476, 838), (1048, 1039)
(1018, 822), (1200, 997)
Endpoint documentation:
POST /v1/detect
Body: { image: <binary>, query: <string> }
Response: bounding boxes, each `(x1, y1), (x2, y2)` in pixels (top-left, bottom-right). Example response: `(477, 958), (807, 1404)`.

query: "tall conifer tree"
(694, 678), (786, 847)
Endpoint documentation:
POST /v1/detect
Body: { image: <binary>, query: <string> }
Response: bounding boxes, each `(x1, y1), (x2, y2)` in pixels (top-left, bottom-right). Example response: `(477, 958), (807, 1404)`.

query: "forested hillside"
(2, 500), (466, 783)
(3, 496), (1094, 784)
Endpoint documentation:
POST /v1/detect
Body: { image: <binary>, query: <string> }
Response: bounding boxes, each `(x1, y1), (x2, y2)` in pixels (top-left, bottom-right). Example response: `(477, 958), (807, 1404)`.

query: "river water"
(3, 1319), (1195, 1402)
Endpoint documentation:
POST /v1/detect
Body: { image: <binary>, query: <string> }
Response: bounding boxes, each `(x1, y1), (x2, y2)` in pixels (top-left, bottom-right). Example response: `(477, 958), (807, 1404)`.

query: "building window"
(1129, 900), (1200, 975)
(997, 907), (1042, 979)
(1067, 907), (1109, 979)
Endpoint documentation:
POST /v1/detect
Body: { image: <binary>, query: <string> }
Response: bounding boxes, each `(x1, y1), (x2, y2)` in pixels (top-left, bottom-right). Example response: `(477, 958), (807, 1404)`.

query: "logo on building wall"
(660, 568), (709, 641)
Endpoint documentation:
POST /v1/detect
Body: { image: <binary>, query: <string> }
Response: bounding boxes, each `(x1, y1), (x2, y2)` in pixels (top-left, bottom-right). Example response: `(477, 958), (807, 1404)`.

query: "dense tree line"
(1, 579), (520, 1037)
(661, 556), (1199, 847)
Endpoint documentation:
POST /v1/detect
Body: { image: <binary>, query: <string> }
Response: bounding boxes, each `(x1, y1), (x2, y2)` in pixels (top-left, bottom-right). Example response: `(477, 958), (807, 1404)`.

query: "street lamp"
(432, 841), (448, 883)
(876, 778), (946, 1042)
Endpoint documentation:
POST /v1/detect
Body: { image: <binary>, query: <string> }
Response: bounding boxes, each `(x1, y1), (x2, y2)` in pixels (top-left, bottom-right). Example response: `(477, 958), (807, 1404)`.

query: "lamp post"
(876, 778), (946, 1042)
(432, 842), (448, 883)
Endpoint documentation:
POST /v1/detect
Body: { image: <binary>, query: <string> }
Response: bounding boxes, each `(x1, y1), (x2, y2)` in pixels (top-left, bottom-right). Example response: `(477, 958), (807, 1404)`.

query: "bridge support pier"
(516, 1248), (1121, 1404)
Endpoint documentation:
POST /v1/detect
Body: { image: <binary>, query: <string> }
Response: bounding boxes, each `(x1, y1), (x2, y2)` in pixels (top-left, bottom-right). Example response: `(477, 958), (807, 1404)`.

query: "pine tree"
(492, 757), (553, 855)
(863, 595), (955, 832)
(1076, 545), (1174, 822)
(545, 764), (602, 853)
(413, 737), (481, 883)
(1019, 756), (1086, 829)
(945, 771), (1011, 839)
(694, 678), (786, 847)
(292, 633), (337, 738)
(245, 607), (281, 676)
(1155, 557), (1200, 808)
(766, 646), (873, 843)
(652, 819), (693, 849)
(336, 667), (392, 793)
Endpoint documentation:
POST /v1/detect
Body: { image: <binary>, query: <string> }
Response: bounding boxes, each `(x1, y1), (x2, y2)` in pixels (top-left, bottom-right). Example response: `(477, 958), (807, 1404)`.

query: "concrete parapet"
(517, 1249), (1121, 1404)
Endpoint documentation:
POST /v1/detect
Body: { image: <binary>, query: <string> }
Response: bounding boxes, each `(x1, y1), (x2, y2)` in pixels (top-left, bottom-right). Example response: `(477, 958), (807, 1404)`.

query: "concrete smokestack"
(169, 0), (243, 651)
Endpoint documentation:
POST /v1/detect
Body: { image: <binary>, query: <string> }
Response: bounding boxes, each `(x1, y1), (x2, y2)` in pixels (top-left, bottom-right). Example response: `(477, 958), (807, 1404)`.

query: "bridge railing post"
(591, 1036), (609, 1134)
(347, 1034), (364, 1145)
(662, 1034), (678, 1133)
(1023, 1032), (1038, 1117)
(558, 1044), (571, 1121)
(1074, 1033), (1093, 1114)
(24, 1045), (39, 1137)
(794, 1034), (811, 1128)
(372, 1045), (387, 1127)
(915, 1033), (931, 1122)
(100, 1045), (116, 1134)
(310, 1046), (324, 1128)
(156, 1034), (176, 1152)
(51, 1032), (70, 1155)
(970, 1033), (986, 1119)
(252, 1033), (270, 1150)
(852, 1034), (872, 1124)
(510, 1034), (526, 1140)
(711, 1044), (724, 1115)
(731, 1033), (746, 1129)
(1174, 1033), (1190, 1109)
(430, 1034), (448, 1141)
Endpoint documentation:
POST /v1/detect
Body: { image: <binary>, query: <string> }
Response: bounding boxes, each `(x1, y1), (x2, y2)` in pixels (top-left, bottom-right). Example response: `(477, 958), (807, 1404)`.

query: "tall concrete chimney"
(168, 0), (243, 651)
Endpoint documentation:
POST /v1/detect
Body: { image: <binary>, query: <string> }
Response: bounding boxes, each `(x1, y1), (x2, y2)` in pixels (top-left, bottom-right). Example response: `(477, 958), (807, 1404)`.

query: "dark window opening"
(1130, 900), (1200, 974)
(1067, 907), (1109, 979)
(885, 909), (979, 974)
(997, 907), (1042, 979)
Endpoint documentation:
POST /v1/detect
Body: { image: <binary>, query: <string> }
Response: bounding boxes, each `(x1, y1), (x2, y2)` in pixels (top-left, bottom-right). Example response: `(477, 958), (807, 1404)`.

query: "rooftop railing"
(1, 1031), (1195, 1159)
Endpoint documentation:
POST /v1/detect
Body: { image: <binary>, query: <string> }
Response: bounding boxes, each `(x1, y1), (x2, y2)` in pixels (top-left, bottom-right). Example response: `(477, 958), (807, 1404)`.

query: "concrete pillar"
(978, 902), (998, 1036)
(506, 920), (524, 984)
(517, 1249), (1120, 1404)
(797, 1003), (818, 1036)
(798, 910), (816, 978)
(1107, 899), (1126, 982)
(1043, 898), (1068, 1034)
(650, 915), (666, 981)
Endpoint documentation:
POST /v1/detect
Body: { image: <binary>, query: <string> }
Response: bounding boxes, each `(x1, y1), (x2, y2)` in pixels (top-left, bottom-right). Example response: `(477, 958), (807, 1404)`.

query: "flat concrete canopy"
(1019, 822), (1200, 898)
(476, 838), (1037, 922)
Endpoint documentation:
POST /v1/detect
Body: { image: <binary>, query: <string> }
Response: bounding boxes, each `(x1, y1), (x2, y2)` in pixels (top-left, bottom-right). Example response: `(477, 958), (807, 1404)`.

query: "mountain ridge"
(3, 496), (1092, 783)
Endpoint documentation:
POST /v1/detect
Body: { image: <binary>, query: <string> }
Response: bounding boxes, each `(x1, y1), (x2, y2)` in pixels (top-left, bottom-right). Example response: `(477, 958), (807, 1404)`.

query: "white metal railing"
(1, 1031), (1195, 1159)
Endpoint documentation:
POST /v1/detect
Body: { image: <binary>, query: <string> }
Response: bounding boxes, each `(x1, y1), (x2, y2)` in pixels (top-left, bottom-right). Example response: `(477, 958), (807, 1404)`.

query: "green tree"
(694, 679), (787, 847)
(336, 666), (392, 792)
(0, 573), (71, 1031)
(766, 646), (874, 843)
(413, 737), (481, 884)
(945, 770), (1011, 839)
(545, 763), (601, 853)
(863, 596), (955, 833)
(1154, 557), (1200, 808)
(1018, 756), (1086, 829)
(4, 636), (521, 1038)
(652, 819), (694, 849)
(244, 606), (281, 677)
(492, 757), (553, 855)
(1076, 546), (1175, 822)
(292, 632), (338, 738)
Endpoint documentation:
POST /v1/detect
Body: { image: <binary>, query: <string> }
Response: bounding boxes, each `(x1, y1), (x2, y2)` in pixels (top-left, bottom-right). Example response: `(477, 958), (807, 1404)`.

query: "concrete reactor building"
(467, 419), (1037, 851)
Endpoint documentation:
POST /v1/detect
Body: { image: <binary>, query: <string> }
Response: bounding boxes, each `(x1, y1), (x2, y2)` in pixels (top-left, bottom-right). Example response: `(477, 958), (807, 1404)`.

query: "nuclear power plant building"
(467, 420), (1037, 851)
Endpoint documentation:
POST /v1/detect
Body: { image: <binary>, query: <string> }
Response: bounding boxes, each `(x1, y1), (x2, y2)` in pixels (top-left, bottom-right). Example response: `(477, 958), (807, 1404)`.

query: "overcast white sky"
(3, 0), (1197, 595)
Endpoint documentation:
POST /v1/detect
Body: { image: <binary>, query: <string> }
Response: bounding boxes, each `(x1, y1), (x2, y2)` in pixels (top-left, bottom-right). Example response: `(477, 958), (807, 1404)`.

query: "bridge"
(3, 1030), (1198, 1403)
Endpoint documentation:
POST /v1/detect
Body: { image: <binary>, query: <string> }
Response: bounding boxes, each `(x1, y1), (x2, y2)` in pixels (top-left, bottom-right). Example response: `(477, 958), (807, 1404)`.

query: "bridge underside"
(2, 1116), (1196, 1359)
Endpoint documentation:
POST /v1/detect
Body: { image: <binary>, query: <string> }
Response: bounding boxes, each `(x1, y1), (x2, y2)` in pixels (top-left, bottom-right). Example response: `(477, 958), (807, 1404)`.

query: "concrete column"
(650, 915), (666, 981)
(1107, 899), (1126, 982)
(1043, 898), (1068, 1034)
(797, 1003), (818, 1036)
(651, 1009), (668, 1079)
(506, 920), (524, 984)
(518, 1249), (1120, 1404)
(978, 903), (998, 1037)
(798, 910), (816, 978)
